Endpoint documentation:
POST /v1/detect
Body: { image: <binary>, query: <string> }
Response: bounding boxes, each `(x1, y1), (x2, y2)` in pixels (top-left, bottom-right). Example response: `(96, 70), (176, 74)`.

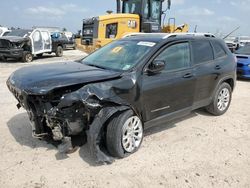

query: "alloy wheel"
(217, 88), (230, 111)
(122, 116), (143, 153)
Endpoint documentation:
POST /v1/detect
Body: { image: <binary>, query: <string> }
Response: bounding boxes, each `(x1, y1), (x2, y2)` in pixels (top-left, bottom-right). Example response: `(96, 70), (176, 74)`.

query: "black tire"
(106, 110), (143, 158)
(36, 53), (43, 57)
(22, 51), (33, 63)
(206, 82), (232, 116)
(55, 46), (63, 57)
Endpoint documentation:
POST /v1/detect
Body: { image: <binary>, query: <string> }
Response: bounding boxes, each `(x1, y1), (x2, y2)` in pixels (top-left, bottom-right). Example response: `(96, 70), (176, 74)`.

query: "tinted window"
(212, 41), (227, 58)
(192, 41), (214, 64)
(156, 43), (190, 71)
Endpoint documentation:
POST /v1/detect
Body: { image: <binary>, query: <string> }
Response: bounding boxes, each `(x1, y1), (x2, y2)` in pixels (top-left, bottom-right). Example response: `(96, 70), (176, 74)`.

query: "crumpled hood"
(0, 36), (29, 43)
(8, 61), (121, 94)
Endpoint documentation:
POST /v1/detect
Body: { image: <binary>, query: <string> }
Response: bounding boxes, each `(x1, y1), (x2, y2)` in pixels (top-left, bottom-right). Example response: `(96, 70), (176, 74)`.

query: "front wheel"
(106, 110), (143, 158)
(22, 51), (33, 63)
(206, 82), (232, 116)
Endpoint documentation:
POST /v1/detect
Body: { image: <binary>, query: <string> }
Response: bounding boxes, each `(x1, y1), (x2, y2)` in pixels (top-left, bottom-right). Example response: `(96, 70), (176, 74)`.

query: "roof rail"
(122, 32), (215, 39)
(122, 32), (165, 38)
(162, 32), (215, 39)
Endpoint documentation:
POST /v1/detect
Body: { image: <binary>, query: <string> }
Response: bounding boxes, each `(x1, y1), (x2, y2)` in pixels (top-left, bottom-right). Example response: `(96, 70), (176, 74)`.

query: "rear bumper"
(0, 48), (23, 58)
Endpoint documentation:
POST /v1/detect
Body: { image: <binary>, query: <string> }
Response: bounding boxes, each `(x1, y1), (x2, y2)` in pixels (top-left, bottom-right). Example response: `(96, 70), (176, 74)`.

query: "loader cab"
(122, 0), (164, 32)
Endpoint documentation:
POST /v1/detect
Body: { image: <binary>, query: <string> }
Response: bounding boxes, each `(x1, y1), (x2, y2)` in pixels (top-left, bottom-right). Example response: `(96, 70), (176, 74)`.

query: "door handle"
(215, 65), (221, 70)
(183, 73), (193, 78)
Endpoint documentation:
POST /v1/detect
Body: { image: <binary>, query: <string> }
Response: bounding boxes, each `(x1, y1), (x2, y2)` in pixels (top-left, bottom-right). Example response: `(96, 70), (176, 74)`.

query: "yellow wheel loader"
(77, 0), (188, 52)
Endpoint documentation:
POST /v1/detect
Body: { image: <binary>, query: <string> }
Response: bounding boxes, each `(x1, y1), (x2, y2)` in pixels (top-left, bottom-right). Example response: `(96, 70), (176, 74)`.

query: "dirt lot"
(0, 50), (250, 188)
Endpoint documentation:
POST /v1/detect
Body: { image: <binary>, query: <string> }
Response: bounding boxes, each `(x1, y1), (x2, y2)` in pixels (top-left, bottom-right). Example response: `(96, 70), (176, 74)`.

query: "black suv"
(7, 33), (236, 163)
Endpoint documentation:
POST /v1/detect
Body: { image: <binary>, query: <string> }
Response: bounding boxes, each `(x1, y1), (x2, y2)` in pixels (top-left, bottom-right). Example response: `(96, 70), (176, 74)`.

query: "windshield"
(123, 0), (141, 14)
(6, 30), (31, 37)
(81, 40), (155, 71)
(235, 45), (250, 55)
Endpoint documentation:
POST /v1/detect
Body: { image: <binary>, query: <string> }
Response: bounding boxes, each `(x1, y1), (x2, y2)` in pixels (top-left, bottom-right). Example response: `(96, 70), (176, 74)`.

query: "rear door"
(142, 41), (196, 121)
(41, 31), (52, 52)
(191, 40), (218, 107)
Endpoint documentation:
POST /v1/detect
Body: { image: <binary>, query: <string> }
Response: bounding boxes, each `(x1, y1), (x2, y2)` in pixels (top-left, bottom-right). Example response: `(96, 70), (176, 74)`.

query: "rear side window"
(192, 41), (214, 64)
(212, 41), (227, 58)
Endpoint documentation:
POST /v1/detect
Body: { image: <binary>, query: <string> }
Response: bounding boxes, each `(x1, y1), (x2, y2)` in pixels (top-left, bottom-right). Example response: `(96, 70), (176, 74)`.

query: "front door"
(31, 30), (43, 54)
(142, 42), (196, 121)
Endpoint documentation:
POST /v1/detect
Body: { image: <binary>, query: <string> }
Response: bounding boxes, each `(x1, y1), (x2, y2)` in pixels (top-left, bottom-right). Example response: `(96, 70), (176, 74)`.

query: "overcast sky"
(0, 0), (249, 36)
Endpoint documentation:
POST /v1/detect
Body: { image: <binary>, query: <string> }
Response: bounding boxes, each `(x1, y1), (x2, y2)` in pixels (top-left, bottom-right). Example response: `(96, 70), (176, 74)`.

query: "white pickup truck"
(0, 28), (66, 62)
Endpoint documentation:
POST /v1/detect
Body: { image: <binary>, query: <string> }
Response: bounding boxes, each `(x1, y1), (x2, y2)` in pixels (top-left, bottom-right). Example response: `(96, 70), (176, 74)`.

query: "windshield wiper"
(86, 64), (107, 70)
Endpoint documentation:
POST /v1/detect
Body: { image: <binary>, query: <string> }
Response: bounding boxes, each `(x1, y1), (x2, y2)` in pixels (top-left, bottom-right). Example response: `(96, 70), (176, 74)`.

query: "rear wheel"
(22, 51), (33, 63)
(106, 110), (143, 158)
(206, 82), (232, 116)
(55, 46), (63, 57)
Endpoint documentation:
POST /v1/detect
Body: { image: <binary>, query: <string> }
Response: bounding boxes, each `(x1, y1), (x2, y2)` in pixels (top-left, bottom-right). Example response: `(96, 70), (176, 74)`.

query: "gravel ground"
(0, 50), (250, 188)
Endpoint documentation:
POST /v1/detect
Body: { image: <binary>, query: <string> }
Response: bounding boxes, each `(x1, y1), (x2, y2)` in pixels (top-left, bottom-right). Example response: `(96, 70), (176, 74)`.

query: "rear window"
(192, 41), (214, 64)
(212, 41), (227, 58)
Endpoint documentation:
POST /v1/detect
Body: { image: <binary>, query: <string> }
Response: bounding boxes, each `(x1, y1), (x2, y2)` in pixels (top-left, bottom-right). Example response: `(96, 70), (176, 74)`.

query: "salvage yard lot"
(0, 50), (250, 188)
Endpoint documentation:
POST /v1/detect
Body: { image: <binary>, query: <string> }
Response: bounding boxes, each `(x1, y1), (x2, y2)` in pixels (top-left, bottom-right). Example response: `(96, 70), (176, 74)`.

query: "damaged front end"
(7, 74), (135, 164)
(0, 37), (30, 59)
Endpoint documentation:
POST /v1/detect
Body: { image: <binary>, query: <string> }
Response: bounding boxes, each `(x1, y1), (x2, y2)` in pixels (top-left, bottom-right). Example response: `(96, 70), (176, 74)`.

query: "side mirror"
(147, 60), (165, 74)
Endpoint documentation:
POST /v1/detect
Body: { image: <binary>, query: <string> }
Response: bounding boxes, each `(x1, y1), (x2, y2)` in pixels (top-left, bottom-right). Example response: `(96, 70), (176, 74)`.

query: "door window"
(32, 31), (41, 42)
(155, 42), (191, 71)
(211, 41), (227, 58)
(41, 32), (50, 41)
(192, 41), (214, 64)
